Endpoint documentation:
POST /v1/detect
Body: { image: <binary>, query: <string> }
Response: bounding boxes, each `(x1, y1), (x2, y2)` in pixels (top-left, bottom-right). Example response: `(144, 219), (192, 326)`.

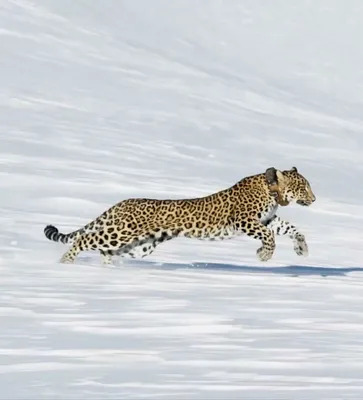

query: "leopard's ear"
(265, 167), (286, 185)
(265, 167), (277, 185)
(291, 166), (298, 172)
(265, 167), (289, 206)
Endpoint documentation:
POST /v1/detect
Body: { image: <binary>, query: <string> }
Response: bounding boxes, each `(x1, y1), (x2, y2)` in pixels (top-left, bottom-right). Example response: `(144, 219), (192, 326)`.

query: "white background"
(1, 1), (363, 398)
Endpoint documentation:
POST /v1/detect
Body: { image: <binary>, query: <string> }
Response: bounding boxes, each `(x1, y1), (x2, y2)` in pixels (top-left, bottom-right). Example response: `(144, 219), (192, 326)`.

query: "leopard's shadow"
(116, 259), (362, 277)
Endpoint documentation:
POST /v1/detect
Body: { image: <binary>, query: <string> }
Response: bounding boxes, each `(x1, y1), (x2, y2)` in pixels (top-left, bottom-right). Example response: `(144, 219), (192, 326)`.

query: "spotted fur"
(44, 166), (316, 264)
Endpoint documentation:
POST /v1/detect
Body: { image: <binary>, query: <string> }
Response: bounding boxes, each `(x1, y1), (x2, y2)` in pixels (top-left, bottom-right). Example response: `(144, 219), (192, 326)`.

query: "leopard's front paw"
(257, 245), (274, 262)
(293, 234), (308, 257)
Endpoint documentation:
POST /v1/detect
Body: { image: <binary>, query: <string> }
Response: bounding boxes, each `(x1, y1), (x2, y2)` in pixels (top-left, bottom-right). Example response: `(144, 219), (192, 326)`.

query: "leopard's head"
(265, 166), (316, 207)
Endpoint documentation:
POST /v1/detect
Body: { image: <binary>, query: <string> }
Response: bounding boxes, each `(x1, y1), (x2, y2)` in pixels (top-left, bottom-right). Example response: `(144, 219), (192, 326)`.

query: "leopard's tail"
(44, 217), (105, 245)
(44, 225), (81, 244)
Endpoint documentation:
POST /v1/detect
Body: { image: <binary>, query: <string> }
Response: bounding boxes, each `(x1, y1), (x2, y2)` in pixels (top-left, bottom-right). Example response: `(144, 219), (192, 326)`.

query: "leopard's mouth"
(297, 200), (310, 206)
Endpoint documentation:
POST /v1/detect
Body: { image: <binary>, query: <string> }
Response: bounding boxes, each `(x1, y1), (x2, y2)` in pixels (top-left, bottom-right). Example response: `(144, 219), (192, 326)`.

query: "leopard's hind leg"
(59, 229), (128, 264)
(112, 228), (179, 259)
(60, 227), (179, 264)
(99, 250), (114, 265)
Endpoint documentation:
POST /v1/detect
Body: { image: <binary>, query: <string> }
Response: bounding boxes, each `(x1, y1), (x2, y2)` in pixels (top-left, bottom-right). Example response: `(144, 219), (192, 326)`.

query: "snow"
(1, 0), (363, 398)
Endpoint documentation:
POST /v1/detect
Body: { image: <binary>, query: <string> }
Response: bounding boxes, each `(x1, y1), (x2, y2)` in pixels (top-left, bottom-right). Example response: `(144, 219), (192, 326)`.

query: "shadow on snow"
(124, 260), (362, 277)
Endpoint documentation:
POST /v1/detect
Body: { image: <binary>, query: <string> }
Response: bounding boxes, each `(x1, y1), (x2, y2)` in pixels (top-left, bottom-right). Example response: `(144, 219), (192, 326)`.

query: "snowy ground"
(1, 0), (363, 398)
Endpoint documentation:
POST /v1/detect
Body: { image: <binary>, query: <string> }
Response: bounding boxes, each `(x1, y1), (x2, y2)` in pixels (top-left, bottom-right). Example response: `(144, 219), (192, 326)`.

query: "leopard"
(44, 166), (316, 265)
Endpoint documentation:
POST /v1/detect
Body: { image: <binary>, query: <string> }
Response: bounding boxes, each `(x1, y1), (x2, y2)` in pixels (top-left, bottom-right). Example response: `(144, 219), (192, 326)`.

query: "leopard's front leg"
(265, 215), (308, 257)
(234, 218), (276, 262)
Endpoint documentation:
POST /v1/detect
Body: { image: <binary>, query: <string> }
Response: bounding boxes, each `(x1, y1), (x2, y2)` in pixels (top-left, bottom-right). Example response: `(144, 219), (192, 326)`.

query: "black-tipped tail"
(44, 225), (68, 244)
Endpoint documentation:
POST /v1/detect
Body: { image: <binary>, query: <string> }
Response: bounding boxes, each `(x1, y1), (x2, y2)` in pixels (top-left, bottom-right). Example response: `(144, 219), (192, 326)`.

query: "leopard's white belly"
(181, 225), (236, 241)
(259, 204), (278, 224)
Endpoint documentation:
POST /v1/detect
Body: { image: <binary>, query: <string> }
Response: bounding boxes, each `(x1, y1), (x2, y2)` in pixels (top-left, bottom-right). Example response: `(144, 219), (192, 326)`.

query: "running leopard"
(44, 166), (316, 264)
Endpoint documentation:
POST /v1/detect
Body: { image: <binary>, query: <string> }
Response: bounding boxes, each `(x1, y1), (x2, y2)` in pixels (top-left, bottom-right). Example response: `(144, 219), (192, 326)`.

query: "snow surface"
(1, 0), (363, 398)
